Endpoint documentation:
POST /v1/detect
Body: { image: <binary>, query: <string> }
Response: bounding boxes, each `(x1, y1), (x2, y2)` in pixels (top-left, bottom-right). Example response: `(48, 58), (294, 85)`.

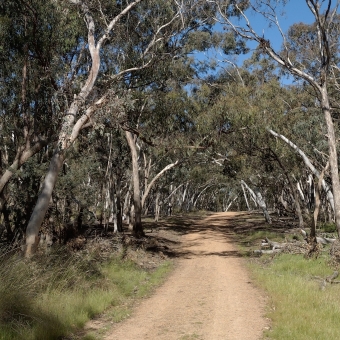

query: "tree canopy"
(0, 0), (340, 253)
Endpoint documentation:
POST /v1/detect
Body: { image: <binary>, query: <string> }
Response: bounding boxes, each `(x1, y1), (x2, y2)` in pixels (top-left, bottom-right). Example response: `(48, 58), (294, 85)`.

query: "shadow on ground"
(142, 211), (299, 260)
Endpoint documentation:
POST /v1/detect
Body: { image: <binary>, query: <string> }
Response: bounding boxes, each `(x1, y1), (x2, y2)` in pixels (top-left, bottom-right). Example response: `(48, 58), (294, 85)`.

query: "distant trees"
(209, 0), (340, 235)
(2, 0), (340, 254)
(19, 0), (225, 255)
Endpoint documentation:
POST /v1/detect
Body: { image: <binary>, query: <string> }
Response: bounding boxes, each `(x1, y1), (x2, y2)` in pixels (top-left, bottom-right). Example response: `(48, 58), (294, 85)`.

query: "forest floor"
(84, 211), (270, 340)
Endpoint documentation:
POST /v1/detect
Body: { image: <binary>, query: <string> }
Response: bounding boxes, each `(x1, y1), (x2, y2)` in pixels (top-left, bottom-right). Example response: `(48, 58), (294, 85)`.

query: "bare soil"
(103, 212), (269, 340)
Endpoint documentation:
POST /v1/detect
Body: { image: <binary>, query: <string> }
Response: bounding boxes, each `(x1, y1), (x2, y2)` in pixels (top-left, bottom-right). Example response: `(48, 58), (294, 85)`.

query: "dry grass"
(0, 245), (172, 340)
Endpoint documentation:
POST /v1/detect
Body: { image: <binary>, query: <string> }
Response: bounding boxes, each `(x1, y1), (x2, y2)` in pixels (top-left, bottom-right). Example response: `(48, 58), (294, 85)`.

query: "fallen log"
(312, 271), (340, 290)
(254, 249), (282, 255)
(300, 229), (336, 244)
(256, 234), (335, 256)
(264, 237), (287, 250)
(316, 236), (336, 245)
(257, 238), (311, 255)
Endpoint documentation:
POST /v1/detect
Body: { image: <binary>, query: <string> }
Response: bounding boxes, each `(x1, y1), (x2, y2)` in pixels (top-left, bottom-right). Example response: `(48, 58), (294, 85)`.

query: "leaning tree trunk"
(25, 151), (65, 256)
(141, 160), (179, 209)
(241, 180), (272, 224)
(24, 0), (143, 257)
(125, 130), (143, 237)
(241, 182), (250, 211)
(268, 129), (335, 213)
(271, 149), (304, 228)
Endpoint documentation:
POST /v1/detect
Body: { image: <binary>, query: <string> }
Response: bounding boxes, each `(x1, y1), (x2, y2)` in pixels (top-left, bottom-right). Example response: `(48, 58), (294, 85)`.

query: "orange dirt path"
(105, 212), (268, 340)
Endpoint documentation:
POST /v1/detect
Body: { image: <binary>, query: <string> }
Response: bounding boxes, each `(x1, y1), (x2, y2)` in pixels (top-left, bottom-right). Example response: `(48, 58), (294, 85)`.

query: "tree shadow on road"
(143, 211), (298, 259)
(142, 212), (256, 259)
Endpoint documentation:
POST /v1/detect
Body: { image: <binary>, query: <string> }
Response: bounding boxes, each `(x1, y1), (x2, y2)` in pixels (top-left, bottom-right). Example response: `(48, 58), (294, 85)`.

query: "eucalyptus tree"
(22, 0), (227, 254)
(196, 55), (331, 225)
(122, 82), (200, 233)
(210, 0), (340, 235)
(23, 0), (144, 255)
(0, 0), (83, 241)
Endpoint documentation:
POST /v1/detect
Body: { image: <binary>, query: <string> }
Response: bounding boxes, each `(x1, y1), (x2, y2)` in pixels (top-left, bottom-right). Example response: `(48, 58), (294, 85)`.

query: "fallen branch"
(254, 249), (282, 255)
(316, 236), (336, 245)
(262, 237), (287, 250)
(257, 237), (311, 255)
(312, 271), (339, 290)
(300, 229), (336, 244)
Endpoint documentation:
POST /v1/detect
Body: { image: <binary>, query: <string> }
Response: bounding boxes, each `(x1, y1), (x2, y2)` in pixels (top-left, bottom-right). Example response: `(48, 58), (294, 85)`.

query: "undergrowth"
(242, 230), (340, 340)
(0, 246), (172, 340)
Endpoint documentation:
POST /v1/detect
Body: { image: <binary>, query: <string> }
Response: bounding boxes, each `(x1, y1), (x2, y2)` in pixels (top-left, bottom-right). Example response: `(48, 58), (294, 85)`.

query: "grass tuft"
(248, 248), (340, 339)
(0, 246), (172, 340)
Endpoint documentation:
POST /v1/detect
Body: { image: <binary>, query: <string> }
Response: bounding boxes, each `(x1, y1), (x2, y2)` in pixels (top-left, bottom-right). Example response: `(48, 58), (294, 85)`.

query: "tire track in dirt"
(105, 212), (268, 340)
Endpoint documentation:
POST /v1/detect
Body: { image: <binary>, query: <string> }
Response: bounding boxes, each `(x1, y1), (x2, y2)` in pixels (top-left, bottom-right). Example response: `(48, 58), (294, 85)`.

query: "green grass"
(248, 248), (340, 339)
(319, 222), (337, 233)
(241, 230), (287, 245)
(231, 220), (340, 340)
(0, 248), (173, 340)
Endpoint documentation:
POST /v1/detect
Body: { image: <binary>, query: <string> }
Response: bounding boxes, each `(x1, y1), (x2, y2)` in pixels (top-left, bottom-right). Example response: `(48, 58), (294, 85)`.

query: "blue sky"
(194, 1), (321, 80)
(248, 1), (315, 51)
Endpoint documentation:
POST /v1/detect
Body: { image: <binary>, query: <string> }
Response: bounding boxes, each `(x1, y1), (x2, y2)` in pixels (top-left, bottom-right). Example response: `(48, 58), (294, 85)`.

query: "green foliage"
(320, 222), (337, 234)
(0, 0), (338, 245)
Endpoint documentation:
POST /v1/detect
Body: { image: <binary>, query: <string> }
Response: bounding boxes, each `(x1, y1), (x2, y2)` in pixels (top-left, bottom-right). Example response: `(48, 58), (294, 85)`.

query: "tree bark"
(25, 151), (65, 256)
(312, 161), (330, 238)
(116, 171), (123, 232)
(268, 129), (335, 212)
(125, 130), (144, 237)
(141, 160), (179, 208)
(241, 180), (272, 223)
(155, 191), (161, 222)
(321, 92), (340, 236)
(24, 0), (142, 256)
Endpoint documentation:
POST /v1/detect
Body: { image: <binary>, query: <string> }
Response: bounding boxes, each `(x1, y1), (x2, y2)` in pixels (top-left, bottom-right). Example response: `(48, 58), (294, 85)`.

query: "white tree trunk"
(268, 129), (334, 212)
(125, 130), (143, 236)
(25, 151), (65, 255)
(154, 192), (161, 222)
(225, 195), (238, 212)
(25, 0), (142, 256)
(141, 160), (179, 208)
(241, 180), (271, 223)
(296, 181), (305, 202)
(193, 184), (213, 208)
(241, 182), (250, 211)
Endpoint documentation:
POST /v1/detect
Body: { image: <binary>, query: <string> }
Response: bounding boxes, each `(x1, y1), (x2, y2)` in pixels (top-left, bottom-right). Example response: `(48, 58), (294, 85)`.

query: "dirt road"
(105, 212), (268, 340)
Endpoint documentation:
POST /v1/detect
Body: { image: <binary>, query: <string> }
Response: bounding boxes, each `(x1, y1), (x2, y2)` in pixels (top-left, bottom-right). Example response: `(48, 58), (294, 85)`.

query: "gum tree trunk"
(25, 151), (65, 255)
(141, 160), (179, 208)
(241, 180), (272, 224)
(125, 130), (144, 237)
(268, 129), (335, 213)
(321, 92), (340, 235)
(24, 0), (142, 256)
